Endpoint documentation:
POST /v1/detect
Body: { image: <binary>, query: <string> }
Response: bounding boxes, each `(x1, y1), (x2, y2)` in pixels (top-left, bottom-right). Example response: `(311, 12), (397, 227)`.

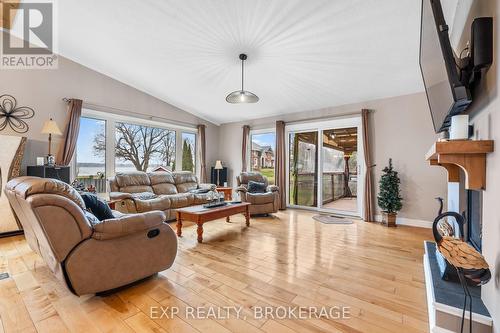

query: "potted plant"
(377, 158), (402, 227)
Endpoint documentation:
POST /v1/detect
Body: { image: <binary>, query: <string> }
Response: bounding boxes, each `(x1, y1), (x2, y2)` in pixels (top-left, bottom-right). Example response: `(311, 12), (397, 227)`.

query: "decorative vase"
(383, 212), (397, 227)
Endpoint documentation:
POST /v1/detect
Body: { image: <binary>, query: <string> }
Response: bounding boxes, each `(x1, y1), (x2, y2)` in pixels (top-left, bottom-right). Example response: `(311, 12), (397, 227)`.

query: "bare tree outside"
(93, 122), (176, 172)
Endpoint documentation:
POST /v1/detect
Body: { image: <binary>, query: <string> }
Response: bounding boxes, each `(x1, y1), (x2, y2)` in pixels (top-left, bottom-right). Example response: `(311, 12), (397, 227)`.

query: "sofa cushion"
(246, 192), (276, 205)
(248, 181), (267, 193)
(193, 192), (213, 205)
(174, 172), (198, 193)
(168, 193), (194, 209)
(134, 196), (172, 213)
(115, 171), (153, 193)
(149, 172), (178, 195)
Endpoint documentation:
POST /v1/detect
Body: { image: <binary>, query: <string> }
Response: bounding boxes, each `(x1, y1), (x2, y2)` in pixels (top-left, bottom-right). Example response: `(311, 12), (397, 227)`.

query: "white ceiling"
(22, 0), (425, 124)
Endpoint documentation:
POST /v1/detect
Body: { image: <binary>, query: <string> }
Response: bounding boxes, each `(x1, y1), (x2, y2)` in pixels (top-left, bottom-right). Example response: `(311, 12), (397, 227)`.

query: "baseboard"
(374, 214), (433, 228)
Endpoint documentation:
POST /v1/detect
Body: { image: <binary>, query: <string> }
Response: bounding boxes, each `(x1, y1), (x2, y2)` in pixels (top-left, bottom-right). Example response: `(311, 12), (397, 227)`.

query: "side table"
(216, 187), (233, 201)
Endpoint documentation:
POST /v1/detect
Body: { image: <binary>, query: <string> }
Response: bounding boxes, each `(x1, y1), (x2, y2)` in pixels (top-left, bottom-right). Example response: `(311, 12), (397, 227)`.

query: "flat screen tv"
(419, 0), (472, 133)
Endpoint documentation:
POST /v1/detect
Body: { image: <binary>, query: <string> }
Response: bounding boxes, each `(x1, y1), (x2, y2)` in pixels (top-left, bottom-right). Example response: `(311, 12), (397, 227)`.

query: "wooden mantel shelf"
(426, 140), (494, 190)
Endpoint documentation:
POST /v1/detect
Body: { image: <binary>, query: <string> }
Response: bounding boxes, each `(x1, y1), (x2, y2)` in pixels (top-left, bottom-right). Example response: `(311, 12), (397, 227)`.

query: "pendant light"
(226, 53), (259, 103)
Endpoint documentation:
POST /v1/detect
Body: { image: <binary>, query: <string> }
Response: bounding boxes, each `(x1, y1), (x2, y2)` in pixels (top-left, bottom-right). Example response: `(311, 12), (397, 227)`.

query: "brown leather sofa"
(4, 176), (177, 296)
(109, 171), (216, 221)
(236, 172), (280, 215)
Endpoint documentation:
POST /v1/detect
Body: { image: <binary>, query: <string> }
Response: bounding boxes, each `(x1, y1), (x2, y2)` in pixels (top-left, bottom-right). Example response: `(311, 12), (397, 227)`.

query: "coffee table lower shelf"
(176, 202), (251, 243)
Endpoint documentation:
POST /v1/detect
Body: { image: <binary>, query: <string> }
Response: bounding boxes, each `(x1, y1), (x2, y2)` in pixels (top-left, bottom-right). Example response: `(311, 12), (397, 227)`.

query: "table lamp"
(215, 160), (223, 186)
(41, 118), (62, 166)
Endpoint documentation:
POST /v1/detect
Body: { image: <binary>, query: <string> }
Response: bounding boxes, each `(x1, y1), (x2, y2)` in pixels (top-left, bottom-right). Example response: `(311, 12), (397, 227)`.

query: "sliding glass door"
(321, 127), (358, 214)
(289, 131), (318, 207)
(286, 117), (364, 216)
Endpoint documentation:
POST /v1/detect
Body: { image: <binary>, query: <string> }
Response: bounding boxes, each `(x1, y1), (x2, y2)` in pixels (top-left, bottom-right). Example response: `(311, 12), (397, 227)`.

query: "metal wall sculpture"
(0, 94), (35, 133)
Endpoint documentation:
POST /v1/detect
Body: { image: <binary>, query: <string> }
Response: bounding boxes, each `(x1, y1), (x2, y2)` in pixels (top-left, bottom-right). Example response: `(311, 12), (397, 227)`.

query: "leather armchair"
(236, 172), (280, 215)
(4, 176), (177, 296)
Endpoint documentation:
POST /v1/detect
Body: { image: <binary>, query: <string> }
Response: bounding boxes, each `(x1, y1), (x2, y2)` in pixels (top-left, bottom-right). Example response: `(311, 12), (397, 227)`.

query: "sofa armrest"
(109, 191), (134, 200)
(236, 186), (247, 193)
(267, 185), (279, 193)
(92, 211), (166, 240)
(199, 183), (216, 191)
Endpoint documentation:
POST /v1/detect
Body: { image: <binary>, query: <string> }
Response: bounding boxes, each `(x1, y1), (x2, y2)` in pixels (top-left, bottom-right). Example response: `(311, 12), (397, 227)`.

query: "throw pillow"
(247, 180), (267, 193)
(83, 210), (100, 226)
(81, 193), (114, 221)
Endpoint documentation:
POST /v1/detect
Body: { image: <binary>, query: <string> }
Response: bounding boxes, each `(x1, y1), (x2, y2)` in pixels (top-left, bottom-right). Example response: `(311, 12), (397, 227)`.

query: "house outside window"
(250, 131), (276, 184)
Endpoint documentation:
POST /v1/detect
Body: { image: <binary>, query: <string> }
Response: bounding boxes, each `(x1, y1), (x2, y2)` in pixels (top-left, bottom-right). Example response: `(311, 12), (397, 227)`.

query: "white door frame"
(285, 116), (365, 217)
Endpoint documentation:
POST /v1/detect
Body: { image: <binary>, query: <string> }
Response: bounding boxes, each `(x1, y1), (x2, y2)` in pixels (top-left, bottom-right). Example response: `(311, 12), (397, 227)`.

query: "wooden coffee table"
(176, 202), (251, 243)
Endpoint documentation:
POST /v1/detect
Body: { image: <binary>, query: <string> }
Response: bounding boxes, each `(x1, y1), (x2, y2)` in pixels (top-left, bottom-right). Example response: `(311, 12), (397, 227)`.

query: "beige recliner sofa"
(236, 172), (280, 215)
(4, 176), (177, 296)
(109, 171), (216, 221)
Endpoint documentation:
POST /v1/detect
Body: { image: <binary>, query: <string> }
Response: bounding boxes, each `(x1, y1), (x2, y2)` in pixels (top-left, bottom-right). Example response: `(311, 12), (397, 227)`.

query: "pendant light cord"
(241, 58), (244, 91)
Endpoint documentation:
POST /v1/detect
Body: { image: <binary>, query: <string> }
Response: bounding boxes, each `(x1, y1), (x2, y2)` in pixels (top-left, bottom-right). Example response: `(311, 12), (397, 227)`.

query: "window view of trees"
(181, 132), (196, 172)
(93, 122), (176, 173)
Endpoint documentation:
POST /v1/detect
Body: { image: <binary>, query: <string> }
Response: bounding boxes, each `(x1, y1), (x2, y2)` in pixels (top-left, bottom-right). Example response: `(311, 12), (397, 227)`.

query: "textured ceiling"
(21, 0), (425, 124)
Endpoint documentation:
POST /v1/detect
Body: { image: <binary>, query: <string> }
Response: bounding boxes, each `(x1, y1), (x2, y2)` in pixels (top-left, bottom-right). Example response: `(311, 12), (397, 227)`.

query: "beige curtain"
(197, 124), (207, 183)
(362, 109), (375, 222)
(56, 99), (82, 166)
(242, 125), (250, 172)
(275, 121), (286, 210)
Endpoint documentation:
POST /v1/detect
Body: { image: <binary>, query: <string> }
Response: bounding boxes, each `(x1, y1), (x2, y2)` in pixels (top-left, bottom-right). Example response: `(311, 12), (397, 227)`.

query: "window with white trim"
(74, 109), (197, 192)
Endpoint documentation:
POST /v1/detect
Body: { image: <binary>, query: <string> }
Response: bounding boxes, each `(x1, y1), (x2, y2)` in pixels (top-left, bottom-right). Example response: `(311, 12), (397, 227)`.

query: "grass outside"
(259, 168), (275, 185)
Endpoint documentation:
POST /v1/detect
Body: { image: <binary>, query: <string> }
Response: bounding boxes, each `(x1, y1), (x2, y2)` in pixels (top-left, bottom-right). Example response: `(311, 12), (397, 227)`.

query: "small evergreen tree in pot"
(377, 158), (402, 227)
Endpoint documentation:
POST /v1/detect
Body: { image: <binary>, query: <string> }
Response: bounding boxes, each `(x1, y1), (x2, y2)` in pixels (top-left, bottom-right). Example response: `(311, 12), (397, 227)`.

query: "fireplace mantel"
(426, 140), (494, 190)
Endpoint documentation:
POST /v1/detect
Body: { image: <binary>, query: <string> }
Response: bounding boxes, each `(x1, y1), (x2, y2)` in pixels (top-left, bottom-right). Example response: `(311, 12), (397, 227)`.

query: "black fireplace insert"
(466, 190), (482, 252)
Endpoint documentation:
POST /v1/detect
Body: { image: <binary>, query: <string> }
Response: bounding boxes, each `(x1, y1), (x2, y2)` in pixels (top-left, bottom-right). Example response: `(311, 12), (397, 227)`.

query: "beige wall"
(218, 92), (447, 223)
(459, 1), (500, 331)
(0, 33), (219, 177)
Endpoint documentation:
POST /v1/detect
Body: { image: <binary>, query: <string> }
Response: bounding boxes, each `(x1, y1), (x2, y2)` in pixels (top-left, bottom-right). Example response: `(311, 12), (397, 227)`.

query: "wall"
(218, 91), (447, 223)
(0, 32), (219, 178)
(457, 1), (500, 331)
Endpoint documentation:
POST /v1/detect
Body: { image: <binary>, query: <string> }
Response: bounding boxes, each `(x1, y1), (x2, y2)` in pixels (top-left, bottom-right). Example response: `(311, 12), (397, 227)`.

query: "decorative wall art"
(0, 94), (35, 133)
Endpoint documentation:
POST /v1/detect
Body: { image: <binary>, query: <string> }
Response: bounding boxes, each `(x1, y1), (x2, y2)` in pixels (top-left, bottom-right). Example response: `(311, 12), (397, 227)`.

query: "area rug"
(312, 215), (353, 224)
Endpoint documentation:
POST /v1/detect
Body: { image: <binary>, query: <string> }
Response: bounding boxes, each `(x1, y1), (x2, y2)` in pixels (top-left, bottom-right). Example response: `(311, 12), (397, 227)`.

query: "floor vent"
(0, 273), (10, 280)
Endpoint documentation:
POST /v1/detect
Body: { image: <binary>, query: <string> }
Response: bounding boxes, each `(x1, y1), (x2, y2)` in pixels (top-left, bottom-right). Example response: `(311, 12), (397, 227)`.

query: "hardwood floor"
(0, 209), (432, 333)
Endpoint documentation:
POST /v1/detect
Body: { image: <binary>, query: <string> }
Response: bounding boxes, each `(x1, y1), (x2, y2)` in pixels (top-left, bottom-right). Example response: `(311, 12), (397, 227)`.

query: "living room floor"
(0, 209), (432, 333)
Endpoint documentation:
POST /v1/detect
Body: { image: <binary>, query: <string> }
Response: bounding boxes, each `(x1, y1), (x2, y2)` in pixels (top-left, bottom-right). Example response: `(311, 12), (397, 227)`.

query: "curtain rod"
(62, 98), (199, 129)
(284, 109), (372, 125)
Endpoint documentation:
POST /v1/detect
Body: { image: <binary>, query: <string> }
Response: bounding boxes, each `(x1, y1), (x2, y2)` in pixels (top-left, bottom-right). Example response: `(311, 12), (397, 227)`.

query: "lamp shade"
(41, 118), (62, 135)
(214, 160), (223, 170)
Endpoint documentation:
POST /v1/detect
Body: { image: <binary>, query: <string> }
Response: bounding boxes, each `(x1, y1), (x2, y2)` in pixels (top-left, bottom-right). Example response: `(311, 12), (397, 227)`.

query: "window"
(76, 109), (197, 181)
(114, 122), (176, 173)
(181, 132), (196, 172)
(250, 131), (276, 185)
(75, 117), (106, 193)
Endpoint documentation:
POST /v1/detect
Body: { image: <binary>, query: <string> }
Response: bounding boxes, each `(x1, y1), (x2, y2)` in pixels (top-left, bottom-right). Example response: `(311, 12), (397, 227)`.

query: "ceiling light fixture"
(226, 54), (259, 104)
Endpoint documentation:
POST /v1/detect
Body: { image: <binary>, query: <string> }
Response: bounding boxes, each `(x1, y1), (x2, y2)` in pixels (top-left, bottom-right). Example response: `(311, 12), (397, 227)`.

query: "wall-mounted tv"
(419, 0), (472, 133)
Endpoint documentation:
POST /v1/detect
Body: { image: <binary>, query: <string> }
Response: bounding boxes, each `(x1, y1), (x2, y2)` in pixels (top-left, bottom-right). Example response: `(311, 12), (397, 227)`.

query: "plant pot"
(383, 212), (397, 227)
